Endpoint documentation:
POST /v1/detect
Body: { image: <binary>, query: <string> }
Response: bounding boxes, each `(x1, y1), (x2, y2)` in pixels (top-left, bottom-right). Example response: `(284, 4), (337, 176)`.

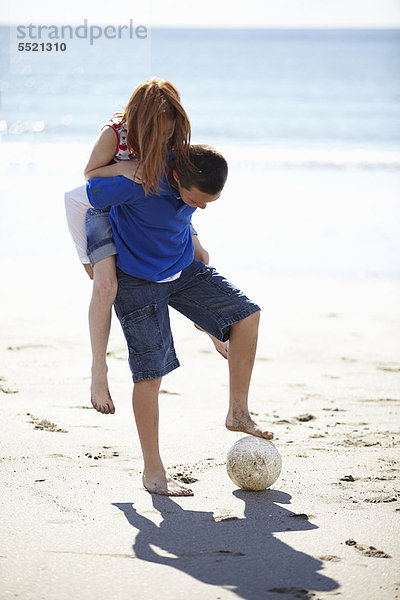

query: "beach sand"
(1, 256), (399, 600)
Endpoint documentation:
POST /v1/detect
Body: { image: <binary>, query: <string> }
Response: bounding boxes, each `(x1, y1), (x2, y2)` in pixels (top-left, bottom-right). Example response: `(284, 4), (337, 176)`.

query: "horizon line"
(1, 22), (400, 29)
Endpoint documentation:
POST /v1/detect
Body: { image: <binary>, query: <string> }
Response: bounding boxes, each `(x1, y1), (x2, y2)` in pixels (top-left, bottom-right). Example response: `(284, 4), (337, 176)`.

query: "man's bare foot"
(225, 412), (274, 440)
(91, 376), (115, 414)
(194, 323), (229, 359)
(142, 472), (194, 496)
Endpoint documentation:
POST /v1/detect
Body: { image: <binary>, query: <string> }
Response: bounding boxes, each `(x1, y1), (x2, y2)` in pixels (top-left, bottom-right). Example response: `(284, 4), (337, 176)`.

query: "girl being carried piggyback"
(65, 78), (227, 416)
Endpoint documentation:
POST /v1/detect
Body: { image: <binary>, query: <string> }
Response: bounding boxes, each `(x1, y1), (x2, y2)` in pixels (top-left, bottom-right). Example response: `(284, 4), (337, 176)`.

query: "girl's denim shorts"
(114, 260), (261, 382)
(86, 207), (117, 266)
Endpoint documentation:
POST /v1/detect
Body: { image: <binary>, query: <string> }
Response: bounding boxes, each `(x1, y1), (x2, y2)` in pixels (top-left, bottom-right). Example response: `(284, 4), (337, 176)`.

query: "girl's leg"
(132, 378), (193, 496)
(225, 311), (274, 439)
(89, 256), (118, 414)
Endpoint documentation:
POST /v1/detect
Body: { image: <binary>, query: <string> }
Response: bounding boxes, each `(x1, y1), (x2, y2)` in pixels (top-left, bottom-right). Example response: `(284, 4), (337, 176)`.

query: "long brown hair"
(113, 78), (191, 195)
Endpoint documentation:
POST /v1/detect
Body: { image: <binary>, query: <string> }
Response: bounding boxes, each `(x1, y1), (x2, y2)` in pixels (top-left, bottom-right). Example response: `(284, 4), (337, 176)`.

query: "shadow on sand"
(113, 489), (339, 599)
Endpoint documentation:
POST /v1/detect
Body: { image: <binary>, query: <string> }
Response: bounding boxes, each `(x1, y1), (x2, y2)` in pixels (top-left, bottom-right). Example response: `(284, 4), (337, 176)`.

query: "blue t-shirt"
(86, 174), (196, 281)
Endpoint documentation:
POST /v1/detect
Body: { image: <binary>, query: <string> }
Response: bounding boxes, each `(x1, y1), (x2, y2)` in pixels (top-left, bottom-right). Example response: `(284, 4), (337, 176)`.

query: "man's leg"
(132, 378), (194, 496)
(225, 311), (273, 439)
(169, 263), (274, 440)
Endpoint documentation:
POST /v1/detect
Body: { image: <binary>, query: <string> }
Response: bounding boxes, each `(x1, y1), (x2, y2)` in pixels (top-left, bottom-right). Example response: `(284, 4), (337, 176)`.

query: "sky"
(2, 0), (400, 27)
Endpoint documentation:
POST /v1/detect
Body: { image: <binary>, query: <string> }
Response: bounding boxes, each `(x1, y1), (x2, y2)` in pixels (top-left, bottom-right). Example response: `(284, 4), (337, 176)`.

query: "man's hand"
(192, 234), (210, 265)
(118, 160), (143, 183)
(83, 263), (94, 279)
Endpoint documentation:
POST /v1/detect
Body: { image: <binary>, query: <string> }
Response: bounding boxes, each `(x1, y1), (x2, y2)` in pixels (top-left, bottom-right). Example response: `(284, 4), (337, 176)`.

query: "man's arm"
(86, 176), (142, 209)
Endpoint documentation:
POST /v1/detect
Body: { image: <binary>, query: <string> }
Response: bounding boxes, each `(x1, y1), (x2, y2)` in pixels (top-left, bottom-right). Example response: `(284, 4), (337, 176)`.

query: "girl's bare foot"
(142, 472), (194, 496)
(210, 336), (229, 359)
(194, 323), (229, 359)
(91, 375), (115, 414)
(225, 412), (274, 440)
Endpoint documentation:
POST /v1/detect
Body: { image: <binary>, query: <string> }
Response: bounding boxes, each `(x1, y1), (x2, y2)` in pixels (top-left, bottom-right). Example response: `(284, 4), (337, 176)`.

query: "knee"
(248, 310), (260, 325)
(133, 378), (162, 393)
(93, 274), (118, 303)
(232, 310), (260, 331)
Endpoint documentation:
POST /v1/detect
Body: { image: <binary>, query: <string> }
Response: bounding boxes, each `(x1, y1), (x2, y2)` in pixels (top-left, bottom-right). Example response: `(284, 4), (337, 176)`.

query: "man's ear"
(172, 170), (180, 184)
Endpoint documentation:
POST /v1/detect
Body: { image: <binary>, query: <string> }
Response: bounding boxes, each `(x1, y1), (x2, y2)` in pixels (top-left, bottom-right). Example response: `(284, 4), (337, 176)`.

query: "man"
(87, 145), (274, 496)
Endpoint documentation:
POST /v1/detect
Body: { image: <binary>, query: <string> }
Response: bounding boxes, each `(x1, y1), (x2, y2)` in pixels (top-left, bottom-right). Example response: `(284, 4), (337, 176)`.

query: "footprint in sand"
(318, 555), (341, 562)
(171, 469), (199, 484)
(169, 457), (223, 484)
(27, 414), (68, 433)
(376, 363), (400, 373)
(7, 344), (49, 351)
(363, 495), (398, 504)
(85, 447), (120, 460)
(0, 381), (19, 394)
(345, 539), (391, 558)
(296, 414), (316, 422)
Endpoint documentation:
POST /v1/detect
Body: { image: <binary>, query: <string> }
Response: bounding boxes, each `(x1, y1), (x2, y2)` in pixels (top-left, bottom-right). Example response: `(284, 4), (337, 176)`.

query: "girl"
(65, 78), (227, 416)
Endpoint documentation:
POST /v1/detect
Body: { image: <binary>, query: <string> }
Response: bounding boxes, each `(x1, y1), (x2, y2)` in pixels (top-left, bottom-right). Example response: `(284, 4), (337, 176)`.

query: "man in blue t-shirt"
(87, 144), (274, 496)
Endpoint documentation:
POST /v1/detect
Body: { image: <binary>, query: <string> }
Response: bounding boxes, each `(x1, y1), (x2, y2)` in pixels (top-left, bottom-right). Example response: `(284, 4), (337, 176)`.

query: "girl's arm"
(84, 127), (123, 180)
(84, 127), (143, 181)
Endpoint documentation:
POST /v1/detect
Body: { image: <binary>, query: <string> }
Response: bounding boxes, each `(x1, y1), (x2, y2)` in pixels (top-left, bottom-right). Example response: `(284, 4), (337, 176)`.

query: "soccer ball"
(226, 436), (282, 491)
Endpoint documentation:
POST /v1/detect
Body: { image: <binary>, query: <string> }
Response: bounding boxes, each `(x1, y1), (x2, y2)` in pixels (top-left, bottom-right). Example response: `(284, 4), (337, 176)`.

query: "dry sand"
(1, 257), (399, 600)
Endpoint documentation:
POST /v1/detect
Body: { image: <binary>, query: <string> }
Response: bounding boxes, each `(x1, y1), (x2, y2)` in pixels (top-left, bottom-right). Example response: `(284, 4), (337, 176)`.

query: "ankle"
(91, 363), (108, 377)
(227, 406), (250, 420)
(143, 462), (166, 479)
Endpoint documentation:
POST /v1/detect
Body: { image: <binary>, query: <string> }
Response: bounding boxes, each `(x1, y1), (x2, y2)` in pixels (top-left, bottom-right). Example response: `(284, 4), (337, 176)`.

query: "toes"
(143, 476), (194, 497)
(91, 394), (115, 414)
(226, 418), (275, 441)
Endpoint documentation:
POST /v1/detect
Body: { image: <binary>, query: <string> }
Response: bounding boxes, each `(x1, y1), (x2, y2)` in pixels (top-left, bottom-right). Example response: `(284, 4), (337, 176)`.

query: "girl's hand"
(118, 160), (144, 183)
(83, 263), (94, 279)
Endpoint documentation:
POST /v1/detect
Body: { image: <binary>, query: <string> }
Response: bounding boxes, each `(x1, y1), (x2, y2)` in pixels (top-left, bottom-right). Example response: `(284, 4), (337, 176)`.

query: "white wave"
(0, 140), (399, 179)
(218, 145), (400, 171)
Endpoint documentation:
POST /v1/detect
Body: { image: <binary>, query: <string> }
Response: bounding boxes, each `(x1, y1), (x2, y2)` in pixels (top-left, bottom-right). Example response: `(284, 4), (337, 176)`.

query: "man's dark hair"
(176, 144), (228, 194)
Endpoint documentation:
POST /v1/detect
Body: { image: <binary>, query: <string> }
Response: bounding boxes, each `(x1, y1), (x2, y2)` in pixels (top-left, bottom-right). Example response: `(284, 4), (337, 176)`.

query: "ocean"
(0, 28), (399, 279)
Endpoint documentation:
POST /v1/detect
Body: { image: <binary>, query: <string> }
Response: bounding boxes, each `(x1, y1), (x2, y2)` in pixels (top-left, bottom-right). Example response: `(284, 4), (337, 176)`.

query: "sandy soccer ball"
(226, 436), (282, 491)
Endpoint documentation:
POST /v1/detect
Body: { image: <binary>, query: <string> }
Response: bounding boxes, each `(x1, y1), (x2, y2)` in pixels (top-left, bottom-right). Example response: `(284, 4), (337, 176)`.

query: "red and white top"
(103, 121), (136, 162)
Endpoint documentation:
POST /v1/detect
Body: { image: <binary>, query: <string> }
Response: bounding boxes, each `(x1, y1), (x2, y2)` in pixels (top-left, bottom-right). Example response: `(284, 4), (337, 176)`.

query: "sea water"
(0, 28), (399, 279)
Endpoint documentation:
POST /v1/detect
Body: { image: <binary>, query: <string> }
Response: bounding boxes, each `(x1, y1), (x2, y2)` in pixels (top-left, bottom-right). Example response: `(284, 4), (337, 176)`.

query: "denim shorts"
(114, 260), (261, 382)
(86, 207), (117, 266)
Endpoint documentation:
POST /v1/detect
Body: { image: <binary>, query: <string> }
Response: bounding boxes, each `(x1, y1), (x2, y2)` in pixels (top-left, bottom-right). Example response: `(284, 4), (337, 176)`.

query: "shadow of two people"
(113, 489), (339, 600)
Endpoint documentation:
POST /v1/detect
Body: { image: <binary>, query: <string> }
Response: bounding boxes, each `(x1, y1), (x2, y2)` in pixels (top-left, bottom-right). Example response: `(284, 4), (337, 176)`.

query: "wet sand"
(0, 257), (399, 600)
